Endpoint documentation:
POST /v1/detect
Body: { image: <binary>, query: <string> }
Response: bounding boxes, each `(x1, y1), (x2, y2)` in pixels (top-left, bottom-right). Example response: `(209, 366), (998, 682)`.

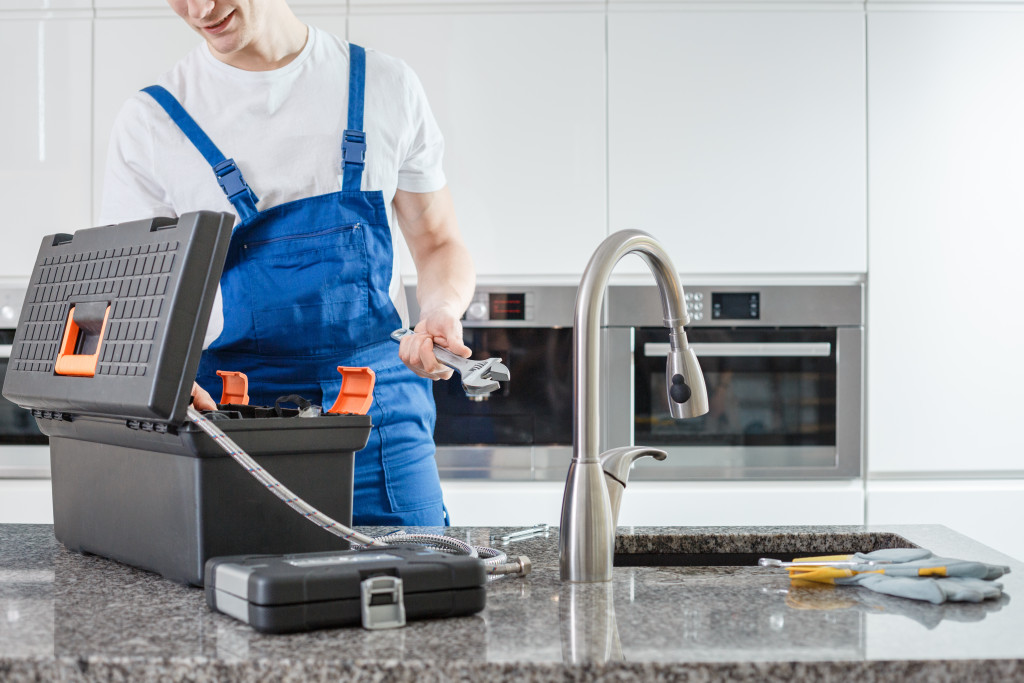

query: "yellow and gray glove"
(777, 548), (1010, 604)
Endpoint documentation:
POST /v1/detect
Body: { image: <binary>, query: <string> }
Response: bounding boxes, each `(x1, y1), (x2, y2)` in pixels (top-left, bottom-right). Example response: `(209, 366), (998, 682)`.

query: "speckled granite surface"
(1, 523), (1021, 681)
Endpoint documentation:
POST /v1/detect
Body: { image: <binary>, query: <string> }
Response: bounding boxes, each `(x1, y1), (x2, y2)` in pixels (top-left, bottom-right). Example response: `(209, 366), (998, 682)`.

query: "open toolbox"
(1, 211), (373, 586)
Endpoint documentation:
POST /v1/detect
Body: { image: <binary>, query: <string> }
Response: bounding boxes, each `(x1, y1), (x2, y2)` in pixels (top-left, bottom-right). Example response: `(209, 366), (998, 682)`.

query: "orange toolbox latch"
(216, 370), (250, 406)
(327, 366), (375, 416)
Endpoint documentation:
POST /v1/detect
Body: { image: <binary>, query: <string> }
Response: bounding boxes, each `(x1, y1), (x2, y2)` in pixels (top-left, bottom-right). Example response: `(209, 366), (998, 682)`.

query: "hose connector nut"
(516, 555), (532, 577)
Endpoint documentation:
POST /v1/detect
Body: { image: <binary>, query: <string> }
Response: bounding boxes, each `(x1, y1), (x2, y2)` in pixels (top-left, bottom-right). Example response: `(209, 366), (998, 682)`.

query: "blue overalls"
(142, 44), (447, 526)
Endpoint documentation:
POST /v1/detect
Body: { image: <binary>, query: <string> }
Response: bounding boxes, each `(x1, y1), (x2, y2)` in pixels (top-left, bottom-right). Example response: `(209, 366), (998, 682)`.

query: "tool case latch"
(360, 575), (406, 630)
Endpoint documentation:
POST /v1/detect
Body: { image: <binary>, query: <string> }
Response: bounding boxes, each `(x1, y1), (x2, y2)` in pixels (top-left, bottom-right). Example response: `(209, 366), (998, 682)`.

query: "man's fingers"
(191, 382), (217, 411)
(442, 337), (472, 359)
(416, 335), (453, 379)
(398, 332), (450, 379)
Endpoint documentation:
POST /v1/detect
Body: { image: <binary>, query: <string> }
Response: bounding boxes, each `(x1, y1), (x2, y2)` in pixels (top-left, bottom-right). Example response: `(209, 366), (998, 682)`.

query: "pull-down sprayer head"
(665, 326), (709, 419)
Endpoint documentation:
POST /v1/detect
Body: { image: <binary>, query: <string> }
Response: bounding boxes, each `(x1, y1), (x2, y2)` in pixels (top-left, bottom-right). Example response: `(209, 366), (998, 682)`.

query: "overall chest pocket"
(243, 222), (369, 356)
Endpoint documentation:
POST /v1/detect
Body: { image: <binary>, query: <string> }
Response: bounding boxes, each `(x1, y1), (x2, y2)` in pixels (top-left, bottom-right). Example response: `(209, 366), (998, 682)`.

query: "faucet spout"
(559, 230), (709, 583)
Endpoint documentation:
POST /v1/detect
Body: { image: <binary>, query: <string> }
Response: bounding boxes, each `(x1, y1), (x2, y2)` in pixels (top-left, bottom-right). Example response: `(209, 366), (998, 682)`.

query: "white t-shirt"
(99, 26), (446, 344)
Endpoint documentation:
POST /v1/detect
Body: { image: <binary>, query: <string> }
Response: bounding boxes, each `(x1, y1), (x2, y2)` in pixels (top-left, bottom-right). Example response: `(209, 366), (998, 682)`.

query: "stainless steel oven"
(603, 283), (864, 479)
(410, 281), (862, 481)
(0, 285), (49, 478)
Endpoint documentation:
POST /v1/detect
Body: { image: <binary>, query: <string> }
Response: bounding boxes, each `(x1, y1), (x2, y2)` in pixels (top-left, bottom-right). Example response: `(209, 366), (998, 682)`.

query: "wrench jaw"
(462, 358), (509, 401)
(463, 379), (501, 400)
(460, 358), (508, 400)
(485, 361), (510, 383)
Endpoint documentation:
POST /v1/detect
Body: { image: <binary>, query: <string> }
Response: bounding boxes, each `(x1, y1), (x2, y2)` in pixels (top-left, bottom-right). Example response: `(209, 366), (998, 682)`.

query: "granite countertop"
(1, 523), (1021, 682)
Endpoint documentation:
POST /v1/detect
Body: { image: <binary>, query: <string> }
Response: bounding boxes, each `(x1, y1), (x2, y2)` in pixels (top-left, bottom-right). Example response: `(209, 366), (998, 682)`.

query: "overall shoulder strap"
(341, 44), (367, 192)
(141, 85), (260, 222)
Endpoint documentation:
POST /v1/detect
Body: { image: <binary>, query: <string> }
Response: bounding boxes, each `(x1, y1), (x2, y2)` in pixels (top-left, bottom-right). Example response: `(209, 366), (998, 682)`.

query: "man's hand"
(191, 381), (216, 411)
(397, 305), (471, 380)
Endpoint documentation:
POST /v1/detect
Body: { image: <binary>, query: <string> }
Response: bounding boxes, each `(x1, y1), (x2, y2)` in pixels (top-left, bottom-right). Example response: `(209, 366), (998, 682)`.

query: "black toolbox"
(205, 547), (487, 633)
(2, 212), (371, 586)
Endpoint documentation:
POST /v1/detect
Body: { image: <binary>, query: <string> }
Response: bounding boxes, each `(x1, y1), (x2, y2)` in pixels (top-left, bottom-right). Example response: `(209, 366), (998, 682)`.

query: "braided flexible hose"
(187, 406), (385, 547)
(186, 406), (529, 576)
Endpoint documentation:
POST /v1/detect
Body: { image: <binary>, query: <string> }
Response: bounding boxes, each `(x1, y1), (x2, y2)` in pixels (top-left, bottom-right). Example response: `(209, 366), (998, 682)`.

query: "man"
(99, 0), (474, 526)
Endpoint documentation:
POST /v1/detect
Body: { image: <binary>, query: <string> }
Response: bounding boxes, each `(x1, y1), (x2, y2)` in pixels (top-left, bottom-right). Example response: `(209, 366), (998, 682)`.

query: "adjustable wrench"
(390, 328), (509, 398)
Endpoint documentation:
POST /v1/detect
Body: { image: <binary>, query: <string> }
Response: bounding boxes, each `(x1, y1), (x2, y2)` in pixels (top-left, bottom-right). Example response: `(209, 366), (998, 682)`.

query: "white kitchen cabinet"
(617, 481), (864, 527)
(867, 480), (1024, 562)
(92, 0), (350, 7)
(91, 15), (201, 224)
(349, 3), (608, 277)
(443, 481), (566, 527)
(2, 1), (90, 10)
(0, 16), (92, 277)
(0, 480), (53, 524)
(608, 7), (866, 275)
(866, 10), (1024, 474)
(442, 480), (865, 527)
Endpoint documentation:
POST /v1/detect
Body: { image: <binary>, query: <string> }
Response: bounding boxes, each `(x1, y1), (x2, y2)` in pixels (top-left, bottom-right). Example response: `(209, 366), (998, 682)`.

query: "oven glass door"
(0, 331), (47, 445)
(635, 327), (837, 448)
(432, 327), (573, 446)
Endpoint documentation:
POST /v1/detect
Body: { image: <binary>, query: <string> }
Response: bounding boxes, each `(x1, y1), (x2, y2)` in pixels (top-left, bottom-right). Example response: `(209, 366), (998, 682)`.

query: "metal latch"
(360, 575), (405, 630)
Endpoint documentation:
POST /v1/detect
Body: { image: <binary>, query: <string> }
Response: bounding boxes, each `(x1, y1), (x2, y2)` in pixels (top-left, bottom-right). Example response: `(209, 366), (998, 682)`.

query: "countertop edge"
(1, 656), (1022, 683)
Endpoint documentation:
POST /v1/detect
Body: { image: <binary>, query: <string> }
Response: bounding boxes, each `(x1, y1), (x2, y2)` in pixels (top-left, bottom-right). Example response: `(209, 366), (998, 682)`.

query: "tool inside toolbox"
(204, 366), (376, 420)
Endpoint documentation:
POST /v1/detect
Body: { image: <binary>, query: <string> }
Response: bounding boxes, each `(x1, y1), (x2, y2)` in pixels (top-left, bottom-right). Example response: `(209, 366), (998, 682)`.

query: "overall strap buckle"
(342, 130), (367, 170)
(213, 158), (260, 207)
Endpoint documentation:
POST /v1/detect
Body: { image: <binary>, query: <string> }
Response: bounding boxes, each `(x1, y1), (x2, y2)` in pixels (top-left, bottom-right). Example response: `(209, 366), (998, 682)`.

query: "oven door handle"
(643, 342), (832, 358)
(0, 344), (11, 359)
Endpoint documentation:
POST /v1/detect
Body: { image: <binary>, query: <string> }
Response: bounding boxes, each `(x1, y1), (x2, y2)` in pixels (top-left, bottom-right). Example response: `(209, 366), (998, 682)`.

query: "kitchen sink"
(613, 531), (917, 567)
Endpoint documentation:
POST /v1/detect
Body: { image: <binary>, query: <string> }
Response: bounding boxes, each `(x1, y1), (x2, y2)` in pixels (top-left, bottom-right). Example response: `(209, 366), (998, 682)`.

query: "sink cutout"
(613, 532), (917, 567)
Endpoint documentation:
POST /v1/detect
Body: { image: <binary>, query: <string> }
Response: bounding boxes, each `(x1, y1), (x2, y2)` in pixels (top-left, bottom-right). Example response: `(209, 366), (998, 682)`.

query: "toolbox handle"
(54, 302), (110, 377)
(327, 366), (375, 416)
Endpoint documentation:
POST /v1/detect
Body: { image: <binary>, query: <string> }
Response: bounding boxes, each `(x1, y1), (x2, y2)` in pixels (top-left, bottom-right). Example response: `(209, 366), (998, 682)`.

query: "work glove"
(783, 548), (1011, 604)
(845, 573), (1004, 604)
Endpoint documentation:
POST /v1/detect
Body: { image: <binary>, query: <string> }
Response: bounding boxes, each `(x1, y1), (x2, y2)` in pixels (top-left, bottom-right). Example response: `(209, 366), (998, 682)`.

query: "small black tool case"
(1, 212), (371, 586)
(205, 546), (487, 633)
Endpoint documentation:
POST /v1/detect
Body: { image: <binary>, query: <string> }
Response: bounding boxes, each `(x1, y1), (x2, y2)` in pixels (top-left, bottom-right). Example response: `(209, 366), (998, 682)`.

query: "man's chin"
(203, 34), (244, 59)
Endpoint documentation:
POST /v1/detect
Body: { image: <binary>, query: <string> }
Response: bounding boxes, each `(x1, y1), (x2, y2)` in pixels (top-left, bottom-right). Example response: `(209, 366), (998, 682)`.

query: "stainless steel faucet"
(559, 230), (709, 582)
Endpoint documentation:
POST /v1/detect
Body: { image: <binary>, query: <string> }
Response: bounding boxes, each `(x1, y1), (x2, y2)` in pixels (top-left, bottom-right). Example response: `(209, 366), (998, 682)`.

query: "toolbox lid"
(1, 211), (233, 425)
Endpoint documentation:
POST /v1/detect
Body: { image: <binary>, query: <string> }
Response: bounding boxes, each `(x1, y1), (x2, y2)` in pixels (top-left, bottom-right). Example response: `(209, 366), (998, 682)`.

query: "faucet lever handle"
(599, 446), (667, 485)
(599, 446), (668, 530)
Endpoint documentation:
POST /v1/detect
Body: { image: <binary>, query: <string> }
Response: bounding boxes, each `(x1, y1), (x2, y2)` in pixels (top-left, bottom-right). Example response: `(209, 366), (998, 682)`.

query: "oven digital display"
(489, 293), (526, 321)
(712, 292), (759, 320)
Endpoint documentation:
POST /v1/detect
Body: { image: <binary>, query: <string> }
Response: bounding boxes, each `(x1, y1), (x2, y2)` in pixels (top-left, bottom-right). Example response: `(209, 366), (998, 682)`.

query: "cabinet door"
(866, 10), (1024, 473)
(92, 14), (200, 224)
(441, 480), (864, 526)
(867, 480), (1024, 563)
(350, 4), (608, 276)
(0, 15), (92, 277)
(608, 8), (866, 274)
(0, 480), (53, 524)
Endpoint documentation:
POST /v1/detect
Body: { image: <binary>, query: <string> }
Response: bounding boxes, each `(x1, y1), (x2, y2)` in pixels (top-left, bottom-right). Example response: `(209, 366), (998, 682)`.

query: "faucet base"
(559, 461), (615, 583)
